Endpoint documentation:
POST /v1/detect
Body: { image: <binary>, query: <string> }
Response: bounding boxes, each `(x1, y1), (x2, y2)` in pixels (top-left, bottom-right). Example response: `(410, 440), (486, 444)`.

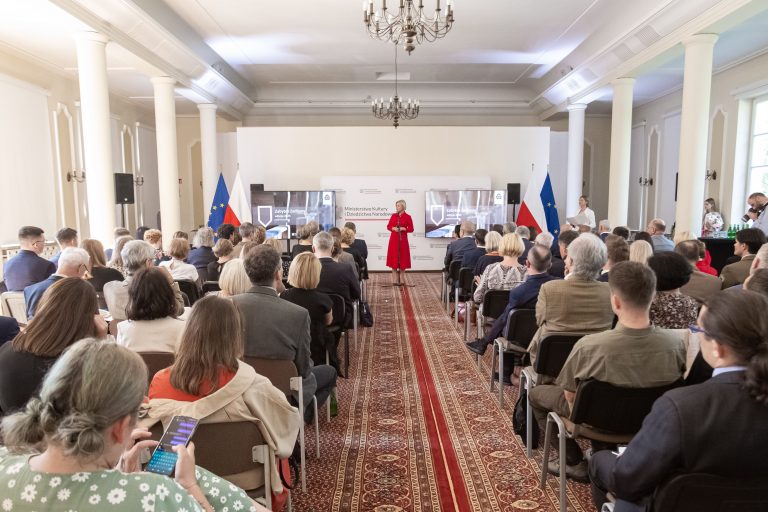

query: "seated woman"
(217, 258), (252, 298)
(0, 338), (262, 512)
(116, 267), (185, 353)
(281, 252), (336, 370)
(648, 252), (699, 329)
(291, 221), (319, 258)
(331, 235), (359, 280)
(589, 290), (768, 511)
(473, 232), (526, 308)
(341, 227), (366, 276)
(629, 239), (653, 265)
(159, 238), (199, 283)
(206, 238), (234, 282)
(264, 238), (290, 277)
(473, 231), (503, 277)
(188, 227), (216, 281)
(143, 228), (169, 265)
(146, 295), (301, 496)
(108, 234), (133, 277)
(0, 278), (108, 413)
(81, 238), (124, 292)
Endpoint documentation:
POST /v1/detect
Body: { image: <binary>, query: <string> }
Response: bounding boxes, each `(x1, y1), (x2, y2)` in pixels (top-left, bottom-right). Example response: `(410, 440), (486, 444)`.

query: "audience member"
(633, 230), (653, 245)
(490, 223), (504, 235)
(598, 235), (629, 282)
(0, 278), (107, 413)
(135, 225), (150, 242)
(116, 267), (185, 353)
(744, 268), (768, 296)
(233, 245), (337, 422)
(238, 240), (260, 260)
(172, 230), (189, 240)
(232, 222), (261, 258)
(676, 239), (722, 304)
(159, 238), (199, 283)
(3, 226), (56, 291)
(264, 238), (290, 276)
(0, 338), (258, 511)
(217, 223), (237, 244)
(341, 227), (366, 275)
(108, 234), (133, 277)
(345, 221), (368, 261)
(589, 290), (768, 511)
(629, 239), (653, 265)
(503, 222), (517, 234)
(207, 238), (234, 282)
(49, 227), (78, 266)
(515, 226), (534, 264)
(577, 224), (593, 234)
(217, 258), (251, 297)
(530, 261), (685, 481)
(473, 231), (503, 277)
(695, 240), (718, 276)
(646, 218), (673, 252)
(331, 235), (359, 280)
(314, 231), (360, 328)
(528, 226), (539, 241)
(527, 234), (613, 371)
(461, 229), (488, 271)
(104, 241), (184, 322)
(612, 226), (630, 240)
(282, 252), (337, 370)
(647, 252), (698, 329)
(292, 221), (320, 258)
(554, 230), (579, 277)
(0, 315), (19, 346)
(445, 221), (476, 270)
(104, 227), (131, 260)
(143, 228), (168, 264)
(23, 247), (89, 319)
(80, 238), (124, 292)
(452, 224), (461, 239)
(145, 295), (301, 494)
(597, 220), (611, 241)
(721, 228), (767, 288)
(535, 231), (562, 277)
(474, 233), (526, 307)
(188, 226), (216, 279)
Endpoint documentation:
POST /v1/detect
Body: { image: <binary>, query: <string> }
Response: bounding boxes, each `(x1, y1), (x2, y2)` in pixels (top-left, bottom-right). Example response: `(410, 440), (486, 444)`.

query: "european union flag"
(540, 172), (560, 239)
(207, 173), (230, 233)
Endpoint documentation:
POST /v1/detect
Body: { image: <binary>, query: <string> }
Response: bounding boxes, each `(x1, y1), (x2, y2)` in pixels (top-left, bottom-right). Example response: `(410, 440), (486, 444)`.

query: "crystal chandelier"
(363, 0), (455, 55)
(372, 44), (419, 128)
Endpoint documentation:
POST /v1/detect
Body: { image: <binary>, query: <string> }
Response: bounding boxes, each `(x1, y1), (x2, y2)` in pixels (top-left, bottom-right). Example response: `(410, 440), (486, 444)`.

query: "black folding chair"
(445, 260), (462, 313)
(202, 281), (221, 294)
(455, 267), (475, 340)
(490, 308), (537, 405)
(650, 473), (768, 512)
(323, 293), (350, 379)
(476, 288), (510, 339)
(175, 279), (201, 305)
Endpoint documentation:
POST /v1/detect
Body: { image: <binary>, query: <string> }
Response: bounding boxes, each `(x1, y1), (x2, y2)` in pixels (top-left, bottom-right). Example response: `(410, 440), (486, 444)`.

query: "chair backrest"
(1, 292), (27, 325)
(138, 351), (175, 385)
(243, 356), (298, 398)
(448, 260), (462, 280)
(322, 292), (346, 330)
(192, 421), (268, 478)
(482, 289), (509, 319)
(202, 281), (221, 294)
(175, 280), (200, 305)
(196, 267), (209, 284)
(503, 308), (538, 347)
(457, 267), (475, 292)
(570, 379), (682, 435)
(652, 473), (768, 512)
(534, 332), (586, 378)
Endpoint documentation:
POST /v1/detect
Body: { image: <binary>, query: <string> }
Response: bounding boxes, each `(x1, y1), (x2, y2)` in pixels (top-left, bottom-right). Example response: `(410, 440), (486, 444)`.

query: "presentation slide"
(425, 190), (507, 238)
(250, 189), (336, 239)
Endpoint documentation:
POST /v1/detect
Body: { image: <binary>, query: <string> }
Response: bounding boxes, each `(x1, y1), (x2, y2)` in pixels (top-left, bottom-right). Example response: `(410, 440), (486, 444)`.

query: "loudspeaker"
(253, 183), (265, 192)
(115, 174), (135, 205)
(507, 183), (520, 204)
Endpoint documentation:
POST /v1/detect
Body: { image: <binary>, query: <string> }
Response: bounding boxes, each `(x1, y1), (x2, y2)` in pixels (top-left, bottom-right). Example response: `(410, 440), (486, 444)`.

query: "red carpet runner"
(292, 273), (593, 512)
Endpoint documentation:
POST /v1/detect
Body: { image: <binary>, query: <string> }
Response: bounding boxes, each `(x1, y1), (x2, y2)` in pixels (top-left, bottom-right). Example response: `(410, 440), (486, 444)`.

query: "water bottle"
(330, 391), (338, 417)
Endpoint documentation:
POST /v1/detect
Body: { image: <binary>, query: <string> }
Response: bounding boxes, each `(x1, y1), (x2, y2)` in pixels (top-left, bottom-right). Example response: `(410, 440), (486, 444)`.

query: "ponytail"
(1, 398), (47, 453)
(746, 341), (768, 406)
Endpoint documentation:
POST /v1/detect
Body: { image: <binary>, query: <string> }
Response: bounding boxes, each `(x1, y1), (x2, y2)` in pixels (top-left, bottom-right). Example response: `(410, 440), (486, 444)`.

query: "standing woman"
(386, 199), (414, 286)
(575, 195), (596, 229)
(702, 197), (725, 237)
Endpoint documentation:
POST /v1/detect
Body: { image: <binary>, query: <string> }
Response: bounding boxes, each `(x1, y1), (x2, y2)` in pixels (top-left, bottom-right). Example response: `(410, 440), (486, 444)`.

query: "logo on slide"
(256, 206), (273, 227)
(494, 190), (504, 205)
(430, 204), (445, 226)
(322, 193), (332, 205)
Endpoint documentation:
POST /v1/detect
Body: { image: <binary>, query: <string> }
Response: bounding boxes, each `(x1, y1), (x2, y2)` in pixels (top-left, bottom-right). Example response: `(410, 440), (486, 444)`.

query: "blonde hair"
(143, 228), (162, 245)
(396, 199), (407, 209)
(484, 231), (502, 253)
(288, 252), (321, 289)
(168, 237), (190, 260)
(630, 240), (654, 265)
(109, 235), (133, 268)
(264, 238), (282, 252)
(499, 232), (525, 258)
(341, 227), (356, 245)
(673, 230), (696, 246)
(219, 258), (251, 297)
(213, 238), (233, 258)
(80, 238), (107, 269)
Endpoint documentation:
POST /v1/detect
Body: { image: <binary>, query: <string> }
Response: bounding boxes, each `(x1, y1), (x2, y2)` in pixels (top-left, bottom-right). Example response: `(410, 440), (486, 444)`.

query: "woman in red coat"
(386, 199), (414, 286)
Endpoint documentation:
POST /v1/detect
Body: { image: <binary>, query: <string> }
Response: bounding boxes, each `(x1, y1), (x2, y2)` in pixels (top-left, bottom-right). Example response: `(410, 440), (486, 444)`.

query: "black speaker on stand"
(507, 183), (520, 222)
(115, 173), (135, 229)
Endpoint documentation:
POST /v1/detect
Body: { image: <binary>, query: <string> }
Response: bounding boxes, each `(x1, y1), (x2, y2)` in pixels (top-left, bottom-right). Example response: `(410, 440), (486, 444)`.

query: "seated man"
(232, 245), (336, 421)
(3, 226), (56, 291)
(461, 228), (487, 271)
(646, 218), (674, 252)
(49, 227), (78, 267)
(597, 220), (611, 241)
(313, 231), (360, 327)
(516, 226), (534, 264)
(720, 228), (766, 288)
(444, 220), (477, 270)
(676, 239), (722, 303)
(529, 261), (686, 480)
(104, 240), (184, 322)
(612, 226), (630, 240)
(24, 247), (89, 319)
(551, 230), (579, 278)
(527, 234), (615, 371)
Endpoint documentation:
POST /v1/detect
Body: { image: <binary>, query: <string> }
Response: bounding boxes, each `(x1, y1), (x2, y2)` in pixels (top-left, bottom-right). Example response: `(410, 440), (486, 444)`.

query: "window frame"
(747, 94), (768, 197)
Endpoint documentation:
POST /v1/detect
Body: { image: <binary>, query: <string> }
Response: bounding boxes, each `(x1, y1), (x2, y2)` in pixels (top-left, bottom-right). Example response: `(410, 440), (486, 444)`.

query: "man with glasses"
(23, 247), (90, 319)
(2, 226), (56, 291)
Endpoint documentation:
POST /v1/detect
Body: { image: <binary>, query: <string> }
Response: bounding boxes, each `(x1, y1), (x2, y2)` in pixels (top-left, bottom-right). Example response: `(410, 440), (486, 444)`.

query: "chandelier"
(372, 44), (420, 128)
(363, 0), (455, 55)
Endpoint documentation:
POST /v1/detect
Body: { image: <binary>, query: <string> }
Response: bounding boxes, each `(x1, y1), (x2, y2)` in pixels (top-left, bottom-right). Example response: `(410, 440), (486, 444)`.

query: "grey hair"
(192, 227), (214, 248)
(535, 232), (554, 249)
(313, 231), (334, 252)
(568, 233), (607, 280)
(1, 338), (146, 459)
(515, 226), (530, 240)
(121, 240), (154, 273)
(599, 219), (611, 230)
(503, 222), (517, 234)
(57, 247), (90, 271)
(460, 220), (476, 235)
(484, 231), (502, 252)
(756, 243), (768, 270)
(238, 222), (256, 239)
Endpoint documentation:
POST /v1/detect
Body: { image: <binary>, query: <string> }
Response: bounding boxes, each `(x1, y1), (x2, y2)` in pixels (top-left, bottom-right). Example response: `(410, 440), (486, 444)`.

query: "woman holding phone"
(0, 338), (263, 512)
(386, 199), (414, 286)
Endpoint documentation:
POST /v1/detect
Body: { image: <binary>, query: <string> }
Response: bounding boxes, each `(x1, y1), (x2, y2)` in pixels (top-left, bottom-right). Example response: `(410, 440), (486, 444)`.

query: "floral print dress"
(0, 448), (256, 512)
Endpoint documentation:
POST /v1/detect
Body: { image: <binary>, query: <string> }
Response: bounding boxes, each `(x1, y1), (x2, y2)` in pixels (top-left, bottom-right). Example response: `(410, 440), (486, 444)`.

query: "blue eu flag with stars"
(207, 173), (230, 232)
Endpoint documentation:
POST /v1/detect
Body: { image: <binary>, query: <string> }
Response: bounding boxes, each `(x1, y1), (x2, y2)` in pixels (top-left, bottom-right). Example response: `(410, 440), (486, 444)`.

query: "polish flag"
(223, 171), (252, 226)
(516, 164), (561, 236)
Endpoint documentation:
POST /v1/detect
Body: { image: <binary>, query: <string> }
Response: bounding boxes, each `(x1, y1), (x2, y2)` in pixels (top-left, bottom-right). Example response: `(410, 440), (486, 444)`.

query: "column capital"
(197, 103), (218, 112)
(74, 31), (108, 45)
(683, 33), (719, 47)
(611, 77), (636, 87)
(151, 76), (176, 87)
(567, 103), (588, 112)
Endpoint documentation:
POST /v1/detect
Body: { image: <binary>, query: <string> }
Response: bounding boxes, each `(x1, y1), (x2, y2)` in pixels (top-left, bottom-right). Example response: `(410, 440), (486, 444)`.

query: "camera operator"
(745, 192), (768, 237)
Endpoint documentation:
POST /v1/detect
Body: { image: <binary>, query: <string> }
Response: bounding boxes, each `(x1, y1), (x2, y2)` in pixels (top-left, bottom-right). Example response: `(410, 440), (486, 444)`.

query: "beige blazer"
(141, 361), (301, 493)
(720, 254), (755, 289)
(681, 269), (722, 304)
(116, 316), (186, 353)
(528, 277), (613, 366)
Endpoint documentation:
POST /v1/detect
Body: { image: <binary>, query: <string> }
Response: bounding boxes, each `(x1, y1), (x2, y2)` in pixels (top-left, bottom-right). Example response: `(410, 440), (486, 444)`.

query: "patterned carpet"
(292, 273), (594, 512)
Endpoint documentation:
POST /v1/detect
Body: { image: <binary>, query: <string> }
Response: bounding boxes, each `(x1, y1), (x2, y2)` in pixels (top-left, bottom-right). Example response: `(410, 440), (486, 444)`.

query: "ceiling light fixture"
(372, 44), (419, 128)
(363, 0), (455, 55)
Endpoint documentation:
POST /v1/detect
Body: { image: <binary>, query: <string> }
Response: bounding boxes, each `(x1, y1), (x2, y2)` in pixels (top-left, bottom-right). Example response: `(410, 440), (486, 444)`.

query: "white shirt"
(116, 316), (186, 353)
(577, 207), (596, 228)
(159, 258), (199, 282)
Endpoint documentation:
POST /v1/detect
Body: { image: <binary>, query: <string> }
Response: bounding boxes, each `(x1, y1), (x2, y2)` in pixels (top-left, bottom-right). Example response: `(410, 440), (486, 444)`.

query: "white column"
(566, 103), (587, 216)
(675, 34), (719, 237)
(730, 98), (753, 224)
(151, 76), (181, 245)
(74, 32), (116, 244)
(198, 103), (218, 218)
(607, 78), (636, 227)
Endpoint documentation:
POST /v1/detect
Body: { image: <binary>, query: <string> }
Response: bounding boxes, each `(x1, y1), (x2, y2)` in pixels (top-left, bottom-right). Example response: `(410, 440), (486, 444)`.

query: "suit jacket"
(720, 254), (754, 289)
(317, 257), (360, 325)
(23, 274), (63, 319)
(232, 286), (316, 397)
(461, 246), (485, 270)
(681, 268), (722, 303)
(549, 257), (565, 278)
(518, 239), (534, 265)
(590, 371), (768, 504)
(444, 236), (476, 269)
(2, 250), (56, 292)
(103, 275), (185, 322)
(350, 239), (368, 260)
(528, 277), (613, 366)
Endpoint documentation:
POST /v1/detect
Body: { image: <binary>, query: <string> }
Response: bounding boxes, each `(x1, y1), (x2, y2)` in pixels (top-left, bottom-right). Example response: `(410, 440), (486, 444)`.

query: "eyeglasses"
(688, 324), (709, 338)
(32, 240), (45, 246)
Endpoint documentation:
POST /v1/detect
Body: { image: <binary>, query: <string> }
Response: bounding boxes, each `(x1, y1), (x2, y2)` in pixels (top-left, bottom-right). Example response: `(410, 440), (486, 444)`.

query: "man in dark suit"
(313, 231), (360, 327)
(49, 227), (78, 267)
(23, 247), (90, 319)
(444, 221), (477, 270)
(0, 316), (19, 346)
(461, 229), (487, 271)
(3, 226), (56, 291)
(516, 226), (534, 264)
(233, 244), (337, 422)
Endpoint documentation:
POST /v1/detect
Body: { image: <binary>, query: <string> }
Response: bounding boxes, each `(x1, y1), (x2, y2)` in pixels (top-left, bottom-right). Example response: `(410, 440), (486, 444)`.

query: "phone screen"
(145, 416), (199, 476)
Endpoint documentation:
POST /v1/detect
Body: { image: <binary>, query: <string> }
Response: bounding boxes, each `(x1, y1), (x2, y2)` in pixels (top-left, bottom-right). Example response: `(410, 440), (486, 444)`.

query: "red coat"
(386, 212), (414, 270)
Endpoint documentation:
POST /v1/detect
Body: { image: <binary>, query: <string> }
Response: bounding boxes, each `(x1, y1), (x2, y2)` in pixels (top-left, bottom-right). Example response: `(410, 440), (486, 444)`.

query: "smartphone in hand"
(145, 416), (199, 476)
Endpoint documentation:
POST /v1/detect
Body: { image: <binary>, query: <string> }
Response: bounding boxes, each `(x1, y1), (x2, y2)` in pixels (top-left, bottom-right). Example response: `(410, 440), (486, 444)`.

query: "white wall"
(549, 131), (568, 226)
